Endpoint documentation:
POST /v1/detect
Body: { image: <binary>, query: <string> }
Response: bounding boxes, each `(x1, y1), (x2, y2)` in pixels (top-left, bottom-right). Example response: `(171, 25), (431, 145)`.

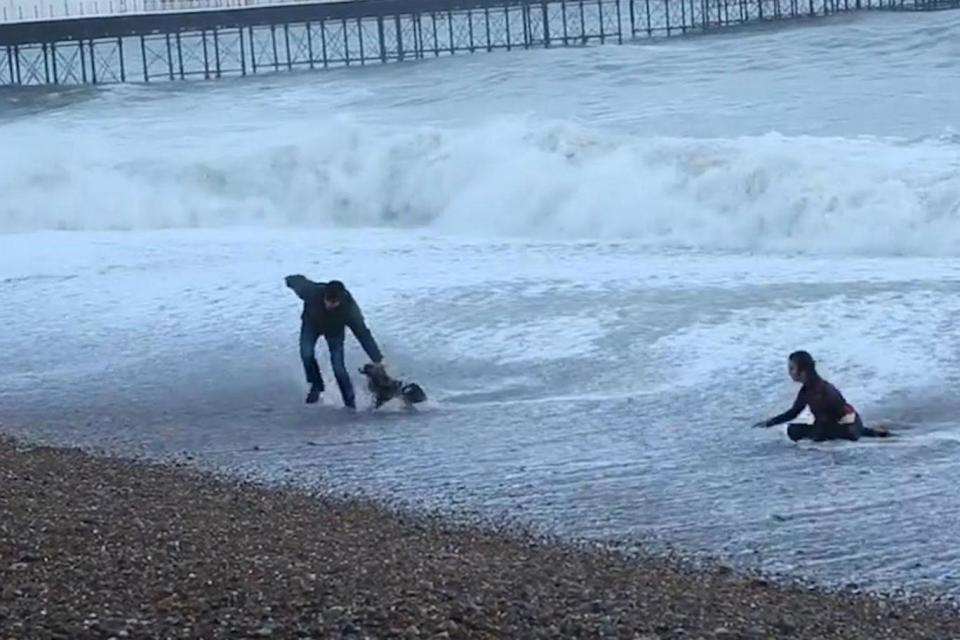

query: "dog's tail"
(401, 382), (427, 404)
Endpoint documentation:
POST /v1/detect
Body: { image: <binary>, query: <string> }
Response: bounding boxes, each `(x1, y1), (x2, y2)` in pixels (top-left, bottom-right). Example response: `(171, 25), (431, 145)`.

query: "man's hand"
(369, 361), (387, 375)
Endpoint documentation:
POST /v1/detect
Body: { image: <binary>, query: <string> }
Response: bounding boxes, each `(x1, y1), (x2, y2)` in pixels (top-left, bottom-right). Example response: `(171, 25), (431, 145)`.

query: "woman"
(753, 351), (890, 442)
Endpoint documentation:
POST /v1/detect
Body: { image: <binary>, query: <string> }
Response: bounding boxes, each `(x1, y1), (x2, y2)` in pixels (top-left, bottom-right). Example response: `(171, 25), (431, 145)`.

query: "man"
(284, 275), (384, 409)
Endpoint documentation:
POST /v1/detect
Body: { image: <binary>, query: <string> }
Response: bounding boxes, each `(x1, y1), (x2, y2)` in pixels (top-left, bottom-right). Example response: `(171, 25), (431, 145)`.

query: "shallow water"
(2, 229), (960, 598)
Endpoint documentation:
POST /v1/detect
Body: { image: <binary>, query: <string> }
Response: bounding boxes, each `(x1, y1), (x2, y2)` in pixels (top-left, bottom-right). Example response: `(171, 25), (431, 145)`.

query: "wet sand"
(1, 435), (958, 640)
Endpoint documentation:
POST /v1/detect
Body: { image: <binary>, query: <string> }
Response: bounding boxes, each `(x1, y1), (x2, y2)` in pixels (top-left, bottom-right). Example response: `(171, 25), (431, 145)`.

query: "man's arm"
(345, 302), (383, 364)
(284, 274), (326, 302)
(762, 388), (807, 427)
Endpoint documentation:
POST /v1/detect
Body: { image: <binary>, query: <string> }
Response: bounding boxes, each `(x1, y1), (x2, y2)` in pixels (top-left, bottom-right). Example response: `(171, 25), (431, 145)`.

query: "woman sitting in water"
(753, 350), (890, 442)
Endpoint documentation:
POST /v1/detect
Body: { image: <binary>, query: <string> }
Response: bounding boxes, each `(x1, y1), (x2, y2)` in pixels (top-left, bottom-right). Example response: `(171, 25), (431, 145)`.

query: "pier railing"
(1, 0), (957, 85)
(1, 0), (335, 24)
(637, 0), (925, 36)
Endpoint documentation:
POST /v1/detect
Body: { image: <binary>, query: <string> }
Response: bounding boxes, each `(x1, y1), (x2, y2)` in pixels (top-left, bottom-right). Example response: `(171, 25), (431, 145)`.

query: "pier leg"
(484, 8), (491, 51)
(165, 33), (174, 80)
(118, 36), (125, 82)
(447, 10), (454, 54)
(249, 27), (257, 73)
(201, 29), (210, 79)
(542, 3), (550, 46)
(417, 13), (424, 58)
(598, 0), (605, 43)
(270, 24), (279, 71)
(51, 42), (59, 83)
(176, 32), (184, 79)
(239, 27), (247, 75)
(320, 19), (328, 68)
(505, 6), (512, 50)
(79, 40), (88, 82)
(356, 18), (364, 65)
(306, 22), (314, 69)
(394, 15), (404, 61)
(617, 0), (624, 43)
(523, 5), (530, 48)
(561, 1), (568, 45)
(140, 35), (148, 81)
(468, 9), (475, 52)
(213, 28), (221, 78)
(580, 0), (587, 41)
(377, 16), (386, 62)
(283, 23), (292, 70)
(89, 40), (97, 84)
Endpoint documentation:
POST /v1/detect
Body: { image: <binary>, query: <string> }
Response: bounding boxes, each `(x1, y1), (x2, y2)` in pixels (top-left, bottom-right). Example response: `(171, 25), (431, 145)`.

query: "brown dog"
(358, 363), (427, 409)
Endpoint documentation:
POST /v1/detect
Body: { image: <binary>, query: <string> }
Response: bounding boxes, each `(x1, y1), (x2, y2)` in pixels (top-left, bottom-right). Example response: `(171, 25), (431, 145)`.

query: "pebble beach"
(2, 436), (959, 639)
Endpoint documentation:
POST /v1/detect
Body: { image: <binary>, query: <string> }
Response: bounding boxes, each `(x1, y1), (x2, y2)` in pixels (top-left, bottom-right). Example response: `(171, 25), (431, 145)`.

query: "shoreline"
(5, 428), (949, 611)
(2, 435), (959, 639)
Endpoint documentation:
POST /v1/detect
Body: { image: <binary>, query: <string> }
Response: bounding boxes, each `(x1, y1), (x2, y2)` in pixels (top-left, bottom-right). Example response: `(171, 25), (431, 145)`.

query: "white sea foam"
(3, 117), (960, 255)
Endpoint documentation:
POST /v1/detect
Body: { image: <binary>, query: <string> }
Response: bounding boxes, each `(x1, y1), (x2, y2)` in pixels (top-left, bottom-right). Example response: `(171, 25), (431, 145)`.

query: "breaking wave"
(3, 116), (959, 255)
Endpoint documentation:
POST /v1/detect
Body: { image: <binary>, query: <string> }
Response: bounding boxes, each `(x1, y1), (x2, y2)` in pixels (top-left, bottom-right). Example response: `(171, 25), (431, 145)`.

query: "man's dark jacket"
(284, 275), (383, 363)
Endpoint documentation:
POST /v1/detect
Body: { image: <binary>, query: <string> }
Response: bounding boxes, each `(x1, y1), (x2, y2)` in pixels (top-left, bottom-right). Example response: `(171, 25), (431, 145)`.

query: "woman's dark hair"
(788, 350), (818, 378)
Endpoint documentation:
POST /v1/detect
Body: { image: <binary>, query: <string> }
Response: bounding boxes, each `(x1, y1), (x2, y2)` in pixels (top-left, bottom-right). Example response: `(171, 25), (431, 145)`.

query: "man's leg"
(299, 322), (324, 404)
(325, 329), (356, 409)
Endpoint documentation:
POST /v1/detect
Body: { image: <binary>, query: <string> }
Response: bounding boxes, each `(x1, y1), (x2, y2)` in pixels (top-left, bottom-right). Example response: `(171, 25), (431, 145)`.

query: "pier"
(1, 0), (957, 86)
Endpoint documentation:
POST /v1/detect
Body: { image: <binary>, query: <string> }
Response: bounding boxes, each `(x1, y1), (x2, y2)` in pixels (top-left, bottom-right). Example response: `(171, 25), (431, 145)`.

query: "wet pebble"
(2, 436), (959, 640)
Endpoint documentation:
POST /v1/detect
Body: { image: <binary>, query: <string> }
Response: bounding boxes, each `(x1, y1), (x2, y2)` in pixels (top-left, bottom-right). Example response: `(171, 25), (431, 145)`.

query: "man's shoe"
(306, 385), (322, 404)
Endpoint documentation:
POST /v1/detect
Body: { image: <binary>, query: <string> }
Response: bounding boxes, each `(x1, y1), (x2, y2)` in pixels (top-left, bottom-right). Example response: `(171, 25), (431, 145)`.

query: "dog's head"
(358, 364), (405, 408)
(359, 363), (388, 381)
(358, 363), (399, 393)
